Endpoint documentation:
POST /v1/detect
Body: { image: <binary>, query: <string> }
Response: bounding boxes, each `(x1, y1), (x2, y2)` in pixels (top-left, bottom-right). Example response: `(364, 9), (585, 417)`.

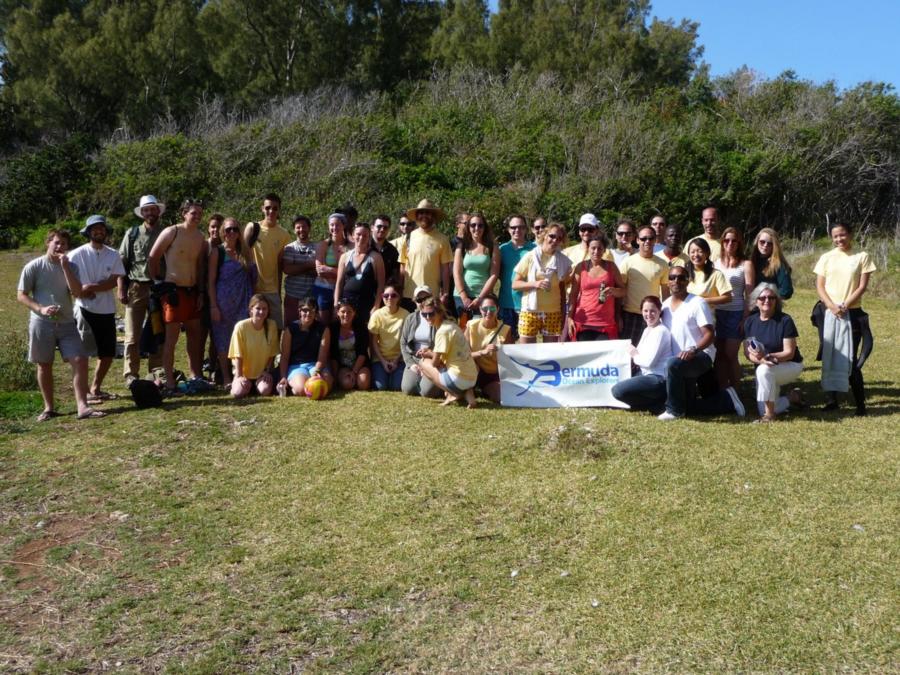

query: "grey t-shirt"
(18, 255), (75, 322)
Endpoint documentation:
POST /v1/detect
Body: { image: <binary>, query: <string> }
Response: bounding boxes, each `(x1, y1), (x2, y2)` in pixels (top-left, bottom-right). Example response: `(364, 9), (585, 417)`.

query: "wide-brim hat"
(406, 199), (446, 223)
(134, 194), (166, 218)
(81, 214), (109, 237)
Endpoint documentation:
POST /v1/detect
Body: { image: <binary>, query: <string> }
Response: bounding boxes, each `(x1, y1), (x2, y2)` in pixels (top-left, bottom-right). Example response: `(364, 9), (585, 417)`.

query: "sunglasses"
(224, 228), (240, 234)
(509, 225), (526, 231)
(616, 231), (633, 237)
(415, 296), (431, 303)
(299, 307), (316, 314)
(758, 296), (776, 302)
(533, 226), (546, 231)
(546, 234), (561, 241)
(723, 238), (739, 244)
(758, 239), (773, 246)
(374, 224), (389, 230)
(382, 292), (399, 299)
(638, 236), (655, 242)
(421, 311), (436, 318)
(480, 305), (498, 313)
(469, 222), (485, 229)
(668, 274), (688, 281)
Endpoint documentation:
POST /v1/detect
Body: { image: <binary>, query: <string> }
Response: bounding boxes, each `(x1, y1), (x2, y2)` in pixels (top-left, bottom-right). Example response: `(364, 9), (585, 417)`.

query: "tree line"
(0, 2), (897, 243)
(0, 0), (699, 143)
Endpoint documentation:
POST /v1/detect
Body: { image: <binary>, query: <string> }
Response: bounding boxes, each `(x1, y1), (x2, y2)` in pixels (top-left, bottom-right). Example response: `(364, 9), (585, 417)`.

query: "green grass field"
(1, 249), (897, 672)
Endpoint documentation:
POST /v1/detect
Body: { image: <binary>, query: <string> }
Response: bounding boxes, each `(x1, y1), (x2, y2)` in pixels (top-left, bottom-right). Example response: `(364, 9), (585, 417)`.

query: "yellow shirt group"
(813, 248), (876, 308)
(228, 318), (279, 379)
(367, 306), (409, 360)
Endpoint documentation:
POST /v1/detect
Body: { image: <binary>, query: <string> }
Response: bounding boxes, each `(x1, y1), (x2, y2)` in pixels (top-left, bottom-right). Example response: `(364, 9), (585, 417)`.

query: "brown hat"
(406, 198), (446, 223)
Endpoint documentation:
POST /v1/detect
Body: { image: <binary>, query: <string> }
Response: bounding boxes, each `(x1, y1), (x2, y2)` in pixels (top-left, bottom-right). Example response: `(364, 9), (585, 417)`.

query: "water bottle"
(277, 381), (287, 398)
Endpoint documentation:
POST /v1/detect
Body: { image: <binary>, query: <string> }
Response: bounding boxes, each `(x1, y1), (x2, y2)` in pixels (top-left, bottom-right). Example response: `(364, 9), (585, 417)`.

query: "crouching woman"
(416, 298), (479, 408)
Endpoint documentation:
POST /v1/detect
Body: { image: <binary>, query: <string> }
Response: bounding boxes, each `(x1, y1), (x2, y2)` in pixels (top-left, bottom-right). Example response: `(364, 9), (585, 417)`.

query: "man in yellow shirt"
(563, 213), (600, 264)
(399, 199), (453, 311)
(619, 226), (669, 345)
(243, 193), (293, 329)
(687, 206), (722, 262)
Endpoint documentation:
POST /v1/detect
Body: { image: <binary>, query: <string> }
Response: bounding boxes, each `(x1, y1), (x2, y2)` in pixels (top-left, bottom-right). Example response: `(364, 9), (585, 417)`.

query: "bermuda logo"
(509, 357), (561, 395)
(509, 357), (620, 395)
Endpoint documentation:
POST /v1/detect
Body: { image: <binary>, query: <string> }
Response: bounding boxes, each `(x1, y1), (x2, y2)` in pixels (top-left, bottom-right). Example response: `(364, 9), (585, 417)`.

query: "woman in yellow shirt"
(368, 284), (410, 391)
(227, 294), (279, 398)
(814, 222), (876, 415)
(416, 298), (479, 408)
(464, 293), (512, 403)
(686, 237), (733, 306)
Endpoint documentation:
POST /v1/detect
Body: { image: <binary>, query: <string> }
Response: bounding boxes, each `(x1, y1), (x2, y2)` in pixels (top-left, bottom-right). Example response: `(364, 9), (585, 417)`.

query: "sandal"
(754, 415), (776, 424)
(77, 408), (107, 420)
(36, 410), (61, 422)
(88, 390), (119, 401)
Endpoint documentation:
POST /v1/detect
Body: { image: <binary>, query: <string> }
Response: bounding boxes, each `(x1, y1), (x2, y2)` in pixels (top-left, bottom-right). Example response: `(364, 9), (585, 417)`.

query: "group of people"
(17, 196), (876, 422)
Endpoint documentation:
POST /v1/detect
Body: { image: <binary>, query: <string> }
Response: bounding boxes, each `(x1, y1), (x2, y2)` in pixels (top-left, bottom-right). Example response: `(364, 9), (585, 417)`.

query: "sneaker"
(124, 374), (137, 386)
(657, 411), (678, 421)
(725, 386), (745, 417)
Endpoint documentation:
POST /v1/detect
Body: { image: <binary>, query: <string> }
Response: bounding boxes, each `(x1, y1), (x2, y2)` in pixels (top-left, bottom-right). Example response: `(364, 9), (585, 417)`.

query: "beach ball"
(304, 375), (329, 400)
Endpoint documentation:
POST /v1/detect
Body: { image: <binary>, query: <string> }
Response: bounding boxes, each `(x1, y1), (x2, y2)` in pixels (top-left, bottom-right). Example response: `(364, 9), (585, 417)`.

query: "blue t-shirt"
(743, 312), (802, 363)
(499, 240), (536, 310)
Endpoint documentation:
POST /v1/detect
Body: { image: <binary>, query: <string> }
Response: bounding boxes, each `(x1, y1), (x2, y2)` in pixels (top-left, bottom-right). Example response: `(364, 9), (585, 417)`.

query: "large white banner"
(498, 340), (633, 408)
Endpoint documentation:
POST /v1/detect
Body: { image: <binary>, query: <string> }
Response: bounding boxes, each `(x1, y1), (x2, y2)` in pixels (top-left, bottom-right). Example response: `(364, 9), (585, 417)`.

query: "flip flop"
(36, 410), (61, 422)
(77, 409), (107, 420)
(89, 390), (119, 401)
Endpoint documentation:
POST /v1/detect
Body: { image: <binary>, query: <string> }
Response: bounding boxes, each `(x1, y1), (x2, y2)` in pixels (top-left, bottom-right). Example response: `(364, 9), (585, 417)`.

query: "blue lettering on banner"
(509, 357), (620, 395)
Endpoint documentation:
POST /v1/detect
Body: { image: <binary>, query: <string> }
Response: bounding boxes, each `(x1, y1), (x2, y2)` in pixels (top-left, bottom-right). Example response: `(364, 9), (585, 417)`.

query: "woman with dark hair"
(209, 217), (258, 389)
(416, 298), (478, 408)
(227, 294), (278, 398)
(453, 212), (500, 325)
(368, 283), (409, 391)
(278, 297), (334, 397)
(813, 222), (876, 415)
(313, 213), (349, 324)
(330, 299), (371, 391)
(333, 222), (385, 330)
(611, 296), (675, 412)
(567, 233), (624, 341)
(399, 285), (442, 398)
(464, 293), (512, 403)
(743, 283), (805, 422)
(686, 237), (733, 307)
(750, 228), (793, 300)
(714, 226), (754, 388)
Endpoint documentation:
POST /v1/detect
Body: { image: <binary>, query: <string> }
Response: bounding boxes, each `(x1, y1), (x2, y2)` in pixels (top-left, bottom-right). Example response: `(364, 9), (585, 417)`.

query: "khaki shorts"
(28, 316), (87, 363)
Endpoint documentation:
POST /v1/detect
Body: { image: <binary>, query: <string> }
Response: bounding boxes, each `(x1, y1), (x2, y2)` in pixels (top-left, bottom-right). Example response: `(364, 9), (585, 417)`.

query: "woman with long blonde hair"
(750, 228), (793, 300)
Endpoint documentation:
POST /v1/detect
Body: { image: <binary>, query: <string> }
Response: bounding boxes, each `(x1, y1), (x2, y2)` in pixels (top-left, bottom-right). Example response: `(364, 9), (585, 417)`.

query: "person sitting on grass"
(330, 298), (371, 392)
(743, 283), (805, 423)
(228, 294), (279, 398)
(464, 293), (512, 404)
(278, 297), (334, 397)
(611, 295), (675, 414)
(415, 298), (479, 408)
(368, 283), (409, 391)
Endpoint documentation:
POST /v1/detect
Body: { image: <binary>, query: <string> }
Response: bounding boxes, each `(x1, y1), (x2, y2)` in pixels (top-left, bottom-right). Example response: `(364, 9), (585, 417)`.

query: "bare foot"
(440, 394), (460, 406)
(464, 389), (477, 409)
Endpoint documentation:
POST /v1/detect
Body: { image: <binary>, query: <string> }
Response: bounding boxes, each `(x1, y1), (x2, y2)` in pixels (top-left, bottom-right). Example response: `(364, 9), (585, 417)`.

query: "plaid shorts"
(518, 310), (563, 338)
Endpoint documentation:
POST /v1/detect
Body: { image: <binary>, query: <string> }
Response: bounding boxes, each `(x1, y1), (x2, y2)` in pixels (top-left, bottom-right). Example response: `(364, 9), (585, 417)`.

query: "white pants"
(755, 361), (804, 415)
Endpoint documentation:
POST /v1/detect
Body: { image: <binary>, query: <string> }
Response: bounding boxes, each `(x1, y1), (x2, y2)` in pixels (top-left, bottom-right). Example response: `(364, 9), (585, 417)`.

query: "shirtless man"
(148, 198), (208, 393)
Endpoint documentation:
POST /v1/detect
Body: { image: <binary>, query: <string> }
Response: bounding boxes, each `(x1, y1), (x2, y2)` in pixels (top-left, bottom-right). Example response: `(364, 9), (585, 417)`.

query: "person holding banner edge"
(611, 295), (675, 413)
(465, 293), (512, 403)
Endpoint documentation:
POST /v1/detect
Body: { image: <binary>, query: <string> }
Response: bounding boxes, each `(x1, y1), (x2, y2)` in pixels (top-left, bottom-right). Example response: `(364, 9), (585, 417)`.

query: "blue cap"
(81, 214), (109, 237)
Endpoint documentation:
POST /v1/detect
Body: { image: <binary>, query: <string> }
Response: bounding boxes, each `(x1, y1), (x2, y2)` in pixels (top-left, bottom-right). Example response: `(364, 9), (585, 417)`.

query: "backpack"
(130, 378), (163, 408)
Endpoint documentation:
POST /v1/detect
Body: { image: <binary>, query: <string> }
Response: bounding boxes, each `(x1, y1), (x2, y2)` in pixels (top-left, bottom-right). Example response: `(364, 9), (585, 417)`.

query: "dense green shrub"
(0, 330), (37, 392)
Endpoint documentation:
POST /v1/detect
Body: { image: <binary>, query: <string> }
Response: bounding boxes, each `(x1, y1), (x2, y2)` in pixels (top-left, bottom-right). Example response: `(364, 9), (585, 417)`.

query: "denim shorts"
(440, 370), (476, 396)
(715, 309), (744, 340)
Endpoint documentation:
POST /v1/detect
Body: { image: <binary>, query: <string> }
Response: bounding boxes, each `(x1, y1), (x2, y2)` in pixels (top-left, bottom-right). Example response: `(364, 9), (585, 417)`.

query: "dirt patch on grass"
(1, 513), (121, 639)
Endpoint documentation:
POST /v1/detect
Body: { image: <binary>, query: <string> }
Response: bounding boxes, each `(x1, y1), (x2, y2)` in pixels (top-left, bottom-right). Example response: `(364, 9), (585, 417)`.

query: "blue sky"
(487, 1), (899, 90)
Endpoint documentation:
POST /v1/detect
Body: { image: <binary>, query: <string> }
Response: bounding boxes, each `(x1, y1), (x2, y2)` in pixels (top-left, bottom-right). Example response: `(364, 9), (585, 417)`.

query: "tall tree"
(428, 0), (490, 70)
